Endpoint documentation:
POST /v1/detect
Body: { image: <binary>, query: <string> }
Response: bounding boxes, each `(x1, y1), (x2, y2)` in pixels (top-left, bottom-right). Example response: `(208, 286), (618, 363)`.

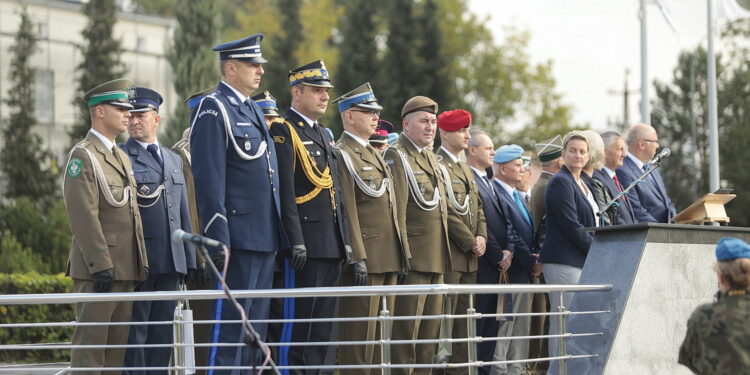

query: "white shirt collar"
(89, 129), (115, 152)
(470, 166), (487, 178)
(290, 107), (316, 128)
(439, 146), (460, 163)
(221, 80), (249, 104)
(405, 135), (424, 153)
(344, 130), (368, 147)
(135, 139), (160, 154)
(602, 166), (616, 178)
(627, 151), (645, 169)
(494, 177), (516, 197)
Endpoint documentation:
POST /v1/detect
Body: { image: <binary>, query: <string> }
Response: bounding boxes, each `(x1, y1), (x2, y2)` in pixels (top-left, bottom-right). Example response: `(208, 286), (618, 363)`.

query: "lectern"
(673, 192), (736, 225)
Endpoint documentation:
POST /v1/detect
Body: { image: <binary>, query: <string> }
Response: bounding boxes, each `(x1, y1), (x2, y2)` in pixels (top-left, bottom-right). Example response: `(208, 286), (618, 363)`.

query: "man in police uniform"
(434, 109), (487, 374)
(268, 59), (350, 372)
(382, 96), (452, 374)
(63, 79), (148, 375)
(252, 90), (281, 127)
(118, 87), (196, 374)
(190, 34), (287, 373)
(332, 83), (411, 374)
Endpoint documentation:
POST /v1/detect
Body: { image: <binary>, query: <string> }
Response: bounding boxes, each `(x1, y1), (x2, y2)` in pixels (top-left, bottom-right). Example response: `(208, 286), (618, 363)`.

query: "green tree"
(161, 0), (221, 146)
(0, 230), (45, 273)
(68, 0), (127, 147)
(0, 4), (57, 203)
(263, 0), (303, 112)
(416, 0), (454, 111)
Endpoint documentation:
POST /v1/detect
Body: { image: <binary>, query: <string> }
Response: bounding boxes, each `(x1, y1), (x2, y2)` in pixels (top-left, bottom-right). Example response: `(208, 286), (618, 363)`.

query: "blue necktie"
(147, 143), (163, 168)
(513, 189), (531, 225)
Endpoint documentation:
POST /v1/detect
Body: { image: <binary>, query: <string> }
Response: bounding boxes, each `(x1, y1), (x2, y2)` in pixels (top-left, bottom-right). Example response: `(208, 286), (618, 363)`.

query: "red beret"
(437, 109), (471, 131)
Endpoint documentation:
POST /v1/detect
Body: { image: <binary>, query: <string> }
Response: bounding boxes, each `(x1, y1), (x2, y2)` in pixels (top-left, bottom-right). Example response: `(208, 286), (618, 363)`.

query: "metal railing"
(0, 283), (612, 374)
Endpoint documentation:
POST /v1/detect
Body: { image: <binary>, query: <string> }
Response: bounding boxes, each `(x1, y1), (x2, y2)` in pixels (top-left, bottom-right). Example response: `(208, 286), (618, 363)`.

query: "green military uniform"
(336, 131), (411, 374)
(64, 80), (148, 374)
(679, 291), (750, 374)
(435, 146), (486, 375)
(383, 132), (452, 375)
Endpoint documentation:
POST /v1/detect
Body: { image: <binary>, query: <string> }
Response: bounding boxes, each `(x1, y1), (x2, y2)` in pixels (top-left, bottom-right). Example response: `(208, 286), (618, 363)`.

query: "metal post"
(639, 0), (650, 123)
(173, 302), (186, 375)
(379, 295), (392, 375)
(706, 0), (720, 193)
(557, 293), (567, 375)
(466, 293), (478, 375)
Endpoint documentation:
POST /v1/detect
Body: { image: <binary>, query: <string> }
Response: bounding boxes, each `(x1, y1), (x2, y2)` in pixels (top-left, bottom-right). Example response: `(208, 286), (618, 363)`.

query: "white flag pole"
(707, 0), (720, 193)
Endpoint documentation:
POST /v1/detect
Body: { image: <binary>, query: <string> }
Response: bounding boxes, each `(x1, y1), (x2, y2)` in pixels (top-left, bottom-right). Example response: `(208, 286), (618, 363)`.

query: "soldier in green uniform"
(678, 237), (750, 374)
(333, 82), (411, 374)
(434, 109), (487, 374)
(383, 96), (452, 374)
(63, 79), (149, 375)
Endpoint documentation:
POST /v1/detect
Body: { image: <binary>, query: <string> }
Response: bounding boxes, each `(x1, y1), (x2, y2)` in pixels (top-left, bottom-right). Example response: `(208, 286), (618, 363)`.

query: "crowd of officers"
(62, 33), (674, 375)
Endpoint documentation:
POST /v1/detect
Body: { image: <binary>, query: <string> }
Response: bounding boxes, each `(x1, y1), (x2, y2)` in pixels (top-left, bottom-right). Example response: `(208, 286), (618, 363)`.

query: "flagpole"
(706, 0), (720, 192)
(640, 0), (649, 123)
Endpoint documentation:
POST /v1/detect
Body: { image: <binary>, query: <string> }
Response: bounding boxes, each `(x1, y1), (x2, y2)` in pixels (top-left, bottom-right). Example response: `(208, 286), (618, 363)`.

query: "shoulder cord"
(175, 139), (191, 166)
(63, 143), (131, 208)
(136, 185), (166, 208)
(284, 121), (335, 207)
(189, 94), (267, 160)
(394, 149), (440, 211)
(438, 163), (470, 215)
(338, 149), (388, 198)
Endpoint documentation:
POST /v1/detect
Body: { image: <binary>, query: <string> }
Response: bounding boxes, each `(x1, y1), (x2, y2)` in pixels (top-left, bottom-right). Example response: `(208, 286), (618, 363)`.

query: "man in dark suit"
(269, 60), (351, 372)
(190, 34), (287, 374)
(594, 131), (637, 225)
(491, 145), (541, 375)
(120, 87), (196, 375)
(616, 123), (676, 223)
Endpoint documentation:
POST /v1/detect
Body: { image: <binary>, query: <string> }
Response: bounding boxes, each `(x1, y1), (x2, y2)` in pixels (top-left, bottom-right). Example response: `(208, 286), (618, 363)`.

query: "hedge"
(0, 273), (73, 363)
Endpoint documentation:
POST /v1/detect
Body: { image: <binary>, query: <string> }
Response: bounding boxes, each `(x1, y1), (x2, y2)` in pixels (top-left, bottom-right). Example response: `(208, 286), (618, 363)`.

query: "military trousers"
(71, 279), (135, 375)
(526, 274), (550, 375)
(338, 271), (398, 375)
(392, 271), (445, 375)
(437, 271), (477, 375)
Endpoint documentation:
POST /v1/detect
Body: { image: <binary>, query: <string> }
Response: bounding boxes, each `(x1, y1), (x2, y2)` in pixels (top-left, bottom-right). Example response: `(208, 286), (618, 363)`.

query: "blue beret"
(716, 238), (750, 261)
(493, 144), (524, 164)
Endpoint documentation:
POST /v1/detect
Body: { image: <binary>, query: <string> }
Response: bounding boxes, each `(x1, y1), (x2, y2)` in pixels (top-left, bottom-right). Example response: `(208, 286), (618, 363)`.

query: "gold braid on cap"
(285, 121), (335, 207)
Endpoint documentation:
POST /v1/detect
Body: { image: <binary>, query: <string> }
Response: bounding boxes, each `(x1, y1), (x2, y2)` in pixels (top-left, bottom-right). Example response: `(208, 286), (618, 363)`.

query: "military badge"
(274, 136), (285, 143)
(67, 158), (83, 178)
(244, 140), (252, 151)
(139, 184), (150, 195)
(229, 96), (238, 106)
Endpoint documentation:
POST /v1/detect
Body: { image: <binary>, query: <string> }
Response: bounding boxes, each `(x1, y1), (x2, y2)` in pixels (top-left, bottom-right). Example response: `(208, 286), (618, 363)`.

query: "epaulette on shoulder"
(73, 138), (91, 150)
(271, 117), (285, 125)
(172, 138), (188, 149)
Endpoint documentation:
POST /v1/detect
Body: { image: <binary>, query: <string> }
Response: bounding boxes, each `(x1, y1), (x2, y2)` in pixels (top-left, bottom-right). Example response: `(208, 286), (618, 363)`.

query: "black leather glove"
(210, 248), (226, 272)
(290, 244), (307, 271)
(351, 260), (368, 286)
(93, 268), (115, 293)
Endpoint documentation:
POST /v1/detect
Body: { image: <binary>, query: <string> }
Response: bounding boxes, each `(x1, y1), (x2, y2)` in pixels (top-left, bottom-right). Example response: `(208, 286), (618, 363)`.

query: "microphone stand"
(596, 158), (665, 221)
(196, 243), (281, 375)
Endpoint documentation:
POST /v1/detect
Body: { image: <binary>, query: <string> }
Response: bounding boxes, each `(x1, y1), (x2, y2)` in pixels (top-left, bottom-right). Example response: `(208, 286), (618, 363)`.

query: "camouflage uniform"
(678, 292), (750, 374)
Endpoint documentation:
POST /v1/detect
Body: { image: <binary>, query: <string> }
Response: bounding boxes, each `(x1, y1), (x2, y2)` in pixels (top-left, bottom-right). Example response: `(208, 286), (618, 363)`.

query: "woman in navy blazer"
(538, 131), (598, 360)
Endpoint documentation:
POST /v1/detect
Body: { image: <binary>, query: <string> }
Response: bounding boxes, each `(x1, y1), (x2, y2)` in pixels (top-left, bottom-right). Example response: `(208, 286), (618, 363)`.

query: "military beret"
(185, 87), (215, 111)
(129, 86), (163, 113)
(289, 60), (333, 88)
(84, 78), (133, 109)
(437, 109), (471, 131)
(535, 135), (563, 162)
(213, 34), (267, 64)
(252, 90), (280, 117)
(334, 82), (383, 113)
(401, 96), (438, 118)
(716, 238), (750, 261)
(369, 119), (395, 145)
(493, 144), (524, 164)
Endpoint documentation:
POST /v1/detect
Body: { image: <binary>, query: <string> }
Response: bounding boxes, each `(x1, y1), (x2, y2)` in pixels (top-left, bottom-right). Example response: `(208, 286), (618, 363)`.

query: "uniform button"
(273, 188), (276, 192)
(231, 209), (237, 214)
(303, 216), (308, 220)
(362, 234), (366, 238)
(244, 133), (248, 137)
(170, 216), (174, 221)
(169, 203), (172, 208)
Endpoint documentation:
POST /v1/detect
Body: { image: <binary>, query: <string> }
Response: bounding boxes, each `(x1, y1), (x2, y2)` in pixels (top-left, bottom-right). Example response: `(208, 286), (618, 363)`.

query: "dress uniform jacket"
(121, 138), (196, 274)
(436, 147), (486, 273)
(530, 171), (552, 246)
(171, 138), (202, 238)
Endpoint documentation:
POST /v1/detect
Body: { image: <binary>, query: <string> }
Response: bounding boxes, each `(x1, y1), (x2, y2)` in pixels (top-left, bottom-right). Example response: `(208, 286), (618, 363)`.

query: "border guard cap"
(252, 90), (280, 117)
(333, 82), (383, 113)
(129, 87), (163, 113)
(288, 60), (333, 88)
(535, 135), (563, 162)
(401, 96), (438, 118)
(213, 34), (267, 64)
(84, 78), (133, 109)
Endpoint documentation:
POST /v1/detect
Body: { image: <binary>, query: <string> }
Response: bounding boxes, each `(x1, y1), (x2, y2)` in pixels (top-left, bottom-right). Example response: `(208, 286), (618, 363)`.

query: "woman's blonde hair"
(562, 130), (589, 152)
(581, 130), (605, 170)
(714, 258), (750, 290)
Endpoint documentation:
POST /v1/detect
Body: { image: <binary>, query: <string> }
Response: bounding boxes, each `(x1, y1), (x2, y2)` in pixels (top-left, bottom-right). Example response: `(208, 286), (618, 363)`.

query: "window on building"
(35, 70), (54, 125)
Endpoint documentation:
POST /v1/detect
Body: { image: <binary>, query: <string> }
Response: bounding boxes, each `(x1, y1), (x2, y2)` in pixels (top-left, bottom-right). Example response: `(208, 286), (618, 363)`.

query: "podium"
(561, 223), (750, 375)
(673, 192), (736, 224)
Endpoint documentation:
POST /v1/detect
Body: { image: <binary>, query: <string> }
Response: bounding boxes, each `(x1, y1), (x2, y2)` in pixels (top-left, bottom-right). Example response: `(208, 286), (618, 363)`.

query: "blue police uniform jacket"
(539, 165), (596, 268)
(120, 138), (196, 274)
(189, 82), (288, 252)
(493, 179), (537, 284)
(616, 156), (676, 223)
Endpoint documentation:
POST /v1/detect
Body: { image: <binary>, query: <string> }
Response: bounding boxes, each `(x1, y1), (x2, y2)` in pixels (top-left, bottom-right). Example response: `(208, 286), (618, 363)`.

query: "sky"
(468, 0), (714, 131)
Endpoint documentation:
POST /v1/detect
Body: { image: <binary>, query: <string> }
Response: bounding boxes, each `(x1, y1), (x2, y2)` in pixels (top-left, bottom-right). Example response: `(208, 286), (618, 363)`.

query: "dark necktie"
(482, 175), (495, 197)
(147, 143), (163, 168)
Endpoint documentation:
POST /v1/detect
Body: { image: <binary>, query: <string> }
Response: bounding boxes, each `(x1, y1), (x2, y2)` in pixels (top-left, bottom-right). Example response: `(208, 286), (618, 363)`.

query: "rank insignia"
(274, 136), (285, 143)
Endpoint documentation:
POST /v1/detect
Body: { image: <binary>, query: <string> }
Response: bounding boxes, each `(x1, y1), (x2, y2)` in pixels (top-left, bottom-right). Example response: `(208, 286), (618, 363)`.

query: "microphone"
(648, 148), (671, 165)
(172, 229), (222, 248)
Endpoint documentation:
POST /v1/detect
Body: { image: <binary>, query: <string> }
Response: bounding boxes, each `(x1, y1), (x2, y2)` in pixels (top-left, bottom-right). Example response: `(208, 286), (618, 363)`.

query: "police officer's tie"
(513, 189), (531, 225)
(147, 143), (164, 169)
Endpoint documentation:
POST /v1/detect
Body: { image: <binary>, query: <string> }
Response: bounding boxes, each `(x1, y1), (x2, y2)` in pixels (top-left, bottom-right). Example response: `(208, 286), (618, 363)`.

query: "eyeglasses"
(641, 139), (660, 144)
(351, 109), (381, 117)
